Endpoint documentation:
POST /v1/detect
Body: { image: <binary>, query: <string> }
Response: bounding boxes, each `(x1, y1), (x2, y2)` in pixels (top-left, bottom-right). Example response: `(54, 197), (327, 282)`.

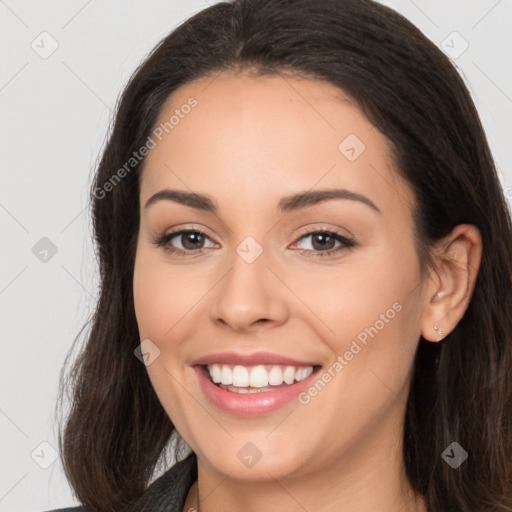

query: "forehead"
(140, 72), (413, 219)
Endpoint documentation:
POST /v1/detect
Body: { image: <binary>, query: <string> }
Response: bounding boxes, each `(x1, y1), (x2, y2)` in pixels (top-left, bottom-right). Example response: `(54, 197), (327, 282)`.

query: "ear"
(420, 224), (482, 342)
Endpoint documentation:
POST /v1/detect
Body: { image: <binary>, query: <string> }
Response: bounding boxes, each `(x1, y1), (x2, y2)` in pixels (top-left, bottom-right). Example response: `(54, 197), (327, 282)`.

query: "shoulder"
(41, 453), (197, 512)
(127, 452), (198, 511)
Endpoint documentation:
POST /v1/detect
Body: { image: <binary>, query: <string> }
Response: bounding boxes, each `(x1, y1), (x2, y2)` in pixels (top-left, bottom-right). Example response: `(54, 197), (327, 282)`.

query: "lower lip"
(194, 365), (320, 417)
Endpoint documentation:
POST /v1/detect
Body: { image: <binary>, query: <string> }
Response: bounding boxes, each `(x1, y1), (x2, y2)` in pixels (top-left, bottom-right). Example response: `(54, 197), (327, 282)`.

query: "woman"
(50, 0), (512, 511)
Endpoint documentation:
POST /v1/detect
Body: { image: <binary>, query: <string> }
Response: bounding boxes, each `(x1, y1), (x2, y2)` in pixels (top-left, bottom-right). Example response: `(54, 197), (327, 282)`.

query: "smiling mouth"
(199, 363), (322, 393)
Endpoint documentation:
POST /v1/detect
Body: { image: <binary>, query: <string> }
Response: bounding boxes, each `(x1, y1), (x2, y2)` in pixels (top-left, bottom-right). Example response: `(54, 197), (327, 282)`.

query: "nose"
(209, 250), (289, 333)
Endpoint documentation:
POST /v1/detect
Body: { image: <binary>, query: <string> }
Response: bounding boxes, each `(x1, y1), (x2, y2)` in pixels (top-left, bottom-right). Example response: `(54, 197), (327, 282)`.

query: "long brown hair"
(55, 0), (512, 510)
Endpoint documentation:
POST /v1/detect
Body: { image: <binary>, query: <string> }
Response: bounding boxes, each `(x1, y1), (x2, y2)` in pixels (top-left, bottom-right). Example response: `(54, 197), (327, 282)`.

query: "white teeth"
(210, 364), (221, 383)
(207, 363), (315, 388)
(268, 366), (284, 385)
(249, 365), (268, 387)
(220, 365), (233, 385)
(283, 366), (296, 384)
(232, 365), (249, 387)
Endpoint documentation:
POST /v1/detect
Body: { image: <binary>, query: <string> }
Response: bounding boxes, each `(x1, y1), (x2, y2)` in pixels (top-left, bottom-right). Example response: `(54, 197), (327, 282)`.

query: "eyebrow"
(144, 188), (381, 214)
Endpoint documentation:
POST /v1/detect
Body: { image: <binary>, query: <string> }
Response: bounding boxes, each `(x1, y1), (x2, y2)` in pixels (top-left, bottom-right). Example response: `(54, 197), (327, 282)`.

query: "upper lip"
(191, 351), (320, 367)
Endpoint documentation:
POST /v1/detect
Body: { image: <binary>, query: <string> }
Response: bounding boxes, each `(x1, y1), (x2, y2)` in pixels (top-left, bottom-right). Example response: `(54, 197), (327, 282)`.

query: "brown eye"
(153, 229), (217, 257)
(293, 230), (356, 258)
(177, 231), (207, 250)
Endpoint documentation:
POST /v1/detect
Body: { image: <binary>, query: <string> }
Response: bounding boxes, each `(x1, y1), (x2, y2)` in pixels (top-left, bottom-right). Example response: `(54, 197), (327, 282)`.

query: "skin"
(132, 71), (482, 512)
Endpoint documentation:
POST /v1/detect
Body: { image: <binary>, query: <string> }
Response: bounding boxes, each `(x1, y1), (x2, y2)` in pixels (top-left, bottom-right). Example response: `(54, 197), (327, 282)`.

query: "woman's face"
(133, 72), (430, 481)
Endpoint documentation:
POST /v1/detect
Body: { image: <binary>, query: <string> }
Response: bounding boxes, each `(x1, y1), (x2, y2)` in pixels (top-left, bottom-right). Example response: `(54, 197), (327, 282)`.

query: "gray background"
(1, 0), (511, 510)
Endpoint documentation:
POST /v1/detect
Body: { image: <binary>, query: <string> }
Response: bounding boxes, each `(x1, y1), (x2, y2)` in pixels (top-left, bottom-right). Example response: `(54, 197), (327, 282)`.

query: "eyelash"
(152, 227), (356, 259)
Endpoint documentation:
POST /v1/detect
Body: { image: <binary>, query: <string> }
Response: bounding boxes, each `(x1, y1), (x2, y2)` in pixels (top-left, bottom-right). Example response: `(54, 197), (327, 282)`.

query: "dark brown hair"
(55, 0), (512, 510)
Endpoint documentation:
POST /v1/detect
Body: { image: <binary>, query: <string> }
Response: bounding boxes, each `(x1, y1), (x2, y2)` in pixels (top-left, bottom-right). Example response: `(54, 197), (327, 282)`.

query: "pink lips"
(192, 351), (320, 417)
(191, 351), (319, 367)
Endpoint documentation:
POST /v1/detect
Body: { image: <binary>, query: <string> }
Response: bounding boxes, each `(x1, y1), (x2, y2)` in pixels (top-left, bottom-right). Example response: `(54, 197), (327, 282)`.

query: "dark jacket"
(44, 452), (197, 512)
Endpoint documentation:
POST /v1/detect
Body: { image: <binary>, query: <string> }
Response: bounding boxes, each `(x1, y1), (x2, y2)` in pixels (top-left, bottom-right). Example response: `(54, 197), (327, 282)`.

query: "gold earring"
(433, 322), (443, 340)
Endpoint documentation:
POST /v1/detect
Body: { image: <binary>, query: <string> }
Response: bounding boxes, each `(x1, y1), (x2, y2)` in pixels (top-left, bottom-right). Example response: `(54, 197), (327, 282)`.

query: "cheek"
(133, 247), (201, 342)
(293, 250), (422, 441)
(132, 247), (197, 429)
(133, 247), (182, 341)
(304, 242), (422, 389)
(295, 244), (418, 343)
